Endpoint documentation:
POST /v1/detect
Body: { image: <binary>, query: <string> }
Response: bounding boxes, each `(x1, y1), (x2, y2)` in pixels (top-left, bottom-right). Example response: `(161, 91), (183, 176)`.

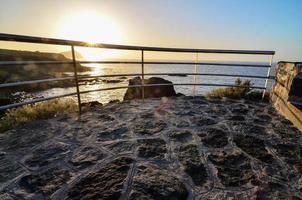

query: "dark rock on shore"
(123, 77), (176, 100)
(102, 79), (123, 83)
(81, 101), (103, 108)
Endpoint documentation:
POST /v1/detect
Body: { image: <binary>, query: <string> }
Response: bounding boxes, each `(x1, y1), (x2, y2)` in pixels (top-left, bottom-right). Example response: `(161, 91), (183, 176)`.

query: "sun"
(58, 11), (123, 60)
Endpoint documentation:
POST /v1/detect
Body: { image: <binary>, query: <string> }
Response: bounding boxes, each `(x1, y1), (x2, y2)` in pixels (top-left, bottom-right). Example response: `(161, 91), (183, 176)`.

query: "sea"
(31, 62), (276, 104)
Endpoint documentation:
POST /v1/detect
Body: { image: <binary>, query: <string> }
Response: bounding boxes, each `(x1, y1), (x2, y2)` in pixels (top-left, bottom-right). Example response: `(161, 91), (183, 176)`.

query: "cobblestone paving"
(0, 96), (301, 199)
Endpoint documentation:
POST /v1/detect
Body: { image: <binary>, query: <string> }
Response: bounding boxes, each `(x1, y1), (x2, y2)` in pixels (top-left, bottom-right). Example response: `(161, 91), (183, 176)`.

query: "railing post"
(71, 45), (82, 114)
(262, 55), (274, 100)
(192, 52), (198, 96)
(141, 50), (145, 102)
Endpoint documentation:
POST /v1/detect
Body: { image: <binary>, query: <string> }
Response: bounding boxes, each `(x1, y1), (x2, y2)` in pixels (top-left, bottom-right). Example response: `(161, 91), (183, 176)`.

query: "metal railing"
(0, 33), (275, 114)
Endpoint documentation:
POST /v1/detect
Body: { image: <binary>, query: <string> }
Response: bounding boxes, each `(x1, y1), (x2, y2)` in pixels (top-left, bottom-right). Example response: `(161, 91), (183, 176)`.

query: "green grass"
(206, 78), (270, 101)
(0, 99), (78, 133)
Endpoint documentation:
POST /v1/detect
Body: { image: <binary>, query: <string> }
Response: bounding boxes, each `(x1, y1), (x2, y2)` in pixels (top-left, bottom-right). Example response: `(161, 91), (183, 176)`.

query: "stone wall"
(271, 62), (302, 132)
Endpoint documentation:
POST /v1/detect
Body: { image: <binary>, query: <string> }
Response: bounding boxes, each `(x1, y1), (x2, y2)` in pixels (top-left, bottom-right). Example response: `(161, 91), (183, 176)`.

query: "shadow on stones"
(209, 152), (255, 187)
(137, 138), (167, 160)
(198, 128), (228, 148)
(233, 134), (275, 164)
(66, 157), (133, 200)
(130, 163), (188, 200)
(178, 144), (208, 186)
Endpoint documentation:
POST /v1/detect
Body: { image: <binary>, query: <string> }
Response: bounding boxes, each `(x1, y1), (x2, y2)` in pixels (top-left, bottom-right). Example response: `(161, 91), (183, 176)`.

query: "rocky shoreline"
(0, 96), (302, 199)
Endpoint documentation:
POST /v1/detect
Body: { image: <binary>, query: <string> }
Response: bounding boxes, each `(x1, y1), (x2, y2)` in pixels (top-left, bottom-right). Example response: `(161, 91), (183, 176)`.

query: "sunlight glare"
(58, 11), (122, 60)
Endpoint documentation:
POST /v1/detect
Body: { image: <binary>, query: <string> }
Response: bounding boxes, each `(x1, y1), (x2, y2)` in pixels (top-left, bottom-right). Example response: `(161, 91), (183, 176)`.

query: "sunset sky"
(0, 0), (302, 61)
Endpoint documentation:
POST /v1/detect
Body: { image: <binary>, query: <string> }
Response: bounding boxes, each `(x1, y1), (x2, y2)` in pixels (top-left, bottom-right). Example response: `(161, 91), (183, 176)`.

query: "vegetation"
(0, 99), (78, 133)
(206, 78), (270, 101)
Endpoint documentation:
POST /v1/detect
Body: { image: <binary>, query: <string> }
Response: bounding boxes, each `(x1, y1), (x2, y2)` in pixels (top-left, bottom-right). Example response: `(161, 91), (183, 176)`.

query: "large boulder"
(123, 77), (176, 100)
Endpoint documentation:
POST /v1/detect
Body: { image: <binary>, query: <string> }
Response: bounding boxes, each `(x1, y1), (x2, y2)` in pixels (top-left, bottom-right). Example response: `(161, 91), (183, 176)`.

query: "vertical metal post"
(192, 52), (198, 96)
(262, 55), (274, 100)
(71, 45), (82, 114)
(141, 50), (145, 102)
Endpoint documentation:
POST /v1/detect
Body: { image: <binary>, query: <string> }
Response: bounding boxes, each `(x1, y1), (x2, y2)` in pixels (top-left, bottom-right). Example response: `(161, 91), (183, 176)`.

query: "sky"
(0, 0), (302, 61)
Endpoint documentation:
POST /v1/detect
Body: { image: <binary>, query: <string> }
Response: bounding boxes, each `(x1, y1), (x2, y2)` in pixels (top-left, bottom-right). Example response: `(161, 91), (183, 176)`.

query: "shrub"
(206, 78), (269, 101)
(0, 99), (77, 133)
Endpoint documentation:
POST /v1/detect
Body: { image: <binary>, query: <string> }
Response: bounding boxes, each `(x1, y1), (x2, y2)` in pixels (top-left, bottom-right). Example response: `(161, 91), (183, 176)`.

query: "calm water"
(32, 63), (275, 104)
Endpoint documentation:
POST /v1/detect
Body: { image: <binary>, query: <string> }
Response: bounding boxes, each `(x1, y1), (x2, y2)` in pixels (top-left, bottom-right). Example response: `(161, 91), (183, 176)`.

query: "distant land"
(0, 49), (90, 94)
(61, 50), (84, 60)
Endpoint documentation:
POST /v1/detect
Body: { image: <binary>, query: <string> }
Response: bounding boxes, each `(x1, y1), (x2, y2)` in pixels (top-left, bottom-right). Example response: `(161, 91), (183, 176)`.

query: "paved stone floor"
(0, 96), (302, 199)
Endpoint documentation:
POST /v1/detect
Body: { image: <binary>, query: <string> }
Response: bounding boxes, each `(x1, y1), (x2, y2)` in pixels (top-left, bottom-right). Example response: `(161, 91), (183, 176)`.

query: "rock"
(131, 119), (166, 135)
(96, 114), (115, 122)
(17, 167), (71, 198)
(273, 143), (302, 173)
(102, 79), (123, 83)
(23, 141), (70, 169)
(66, 157), (133, 200)
(104, 140), (134, 154)
(130, 164), (188, 200)
(253, 114), (272, 125)
(0, 193), (15, 200)
(137, 138), (167, 159)
(228, 115), (245, 121)
(70, 146), (105, 169)
(199, 128), (228, 148)
(178, 144), (207, 186)
(190, 116), (217, 126)
(108, 99), (120, 104)
(123, 77), (176, 100)
(176, 92), (185, 96)
(0, 153), (25, 185)
(169, 130), (192, 142)
(233, 134), (275, 164)
(96, 125), (129, 141)
(209, 152), (255, 187)
(81, 101), (102, 108)
(1, 96), (302, 198)
(256, 182), (292, 199)
(0, 121), (54, 156)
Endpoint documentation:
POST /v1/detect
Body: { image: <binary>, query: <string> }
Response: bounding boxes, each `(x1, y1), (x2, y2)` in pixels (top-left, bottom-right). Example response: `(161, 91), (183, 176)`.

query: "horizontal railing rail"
(0, 33), (275, 55)
(0, 60), (271, 68)
(0, 77), (75, 88)
(0, 33), (275, 113)
(0, 73), (275, 89)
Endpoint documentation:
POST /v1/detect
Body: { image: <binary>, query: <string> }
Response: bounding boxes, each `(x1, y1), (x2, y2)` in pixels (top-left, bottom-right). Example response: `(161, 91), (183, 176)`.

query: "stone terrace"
(0, 96), (302, 199)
